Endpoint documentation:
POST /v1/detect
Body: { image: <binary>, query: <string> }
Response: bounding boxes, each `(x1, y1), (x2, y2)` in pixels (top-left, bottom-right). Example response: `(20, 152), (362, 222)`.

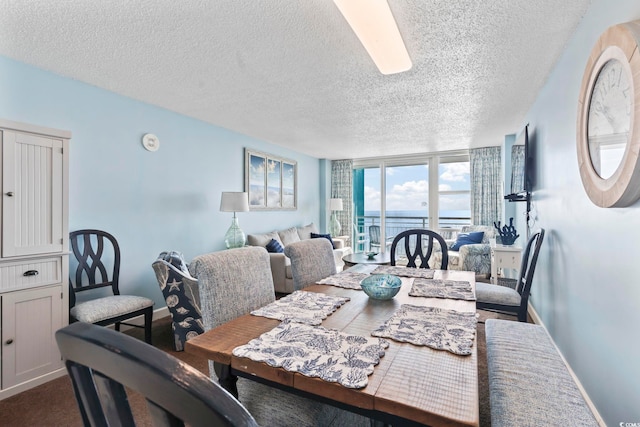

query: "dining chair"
(369, 225), (393, 252)
(390, 228), (449, 269)
(189, 246), (369, 426)
(284, 238), (336, 290)
(69, 229), (154, 343)
(55, 322), (259, 427)
(476, 228), (545, 322)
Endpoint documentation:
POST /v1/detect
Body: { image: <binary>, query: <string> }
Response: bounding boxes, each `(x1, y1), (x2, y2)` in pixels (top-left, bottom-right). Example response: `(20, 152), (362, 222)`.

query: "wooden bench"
(485, 319), (599, 426)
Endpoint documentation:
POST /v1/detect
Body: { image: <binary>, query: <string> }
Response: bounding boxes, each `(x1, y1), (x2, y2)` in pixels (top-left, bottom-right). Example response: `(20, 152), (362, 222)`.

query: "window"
(353, 153), (470, 251)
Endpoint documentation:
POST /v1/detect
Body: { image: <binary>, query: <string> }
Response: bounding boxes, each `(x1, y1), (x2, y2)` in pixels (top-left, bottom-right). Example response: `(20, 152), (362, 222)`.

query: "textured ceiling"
(0, 0), (591, 160)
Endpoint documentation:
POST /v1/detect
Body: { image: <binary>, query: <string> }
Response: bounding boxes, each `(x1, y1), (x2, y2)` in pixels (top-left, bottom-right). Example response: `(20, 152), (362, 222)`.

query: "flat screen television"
(505, 124), (531, 201)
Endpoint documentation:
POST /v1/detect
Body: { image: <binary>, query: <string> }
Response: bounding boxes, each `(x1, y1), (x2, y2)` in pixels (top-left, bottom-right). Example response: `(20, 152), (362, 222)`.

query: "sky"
(363, 162), (470, 213)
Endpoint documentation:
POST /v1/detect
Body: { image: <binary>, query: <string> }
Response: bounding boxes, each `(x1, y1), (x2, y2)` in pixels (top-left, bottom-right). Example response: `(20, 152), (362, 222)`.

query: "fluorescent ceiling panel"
(334, 0), (412, 75)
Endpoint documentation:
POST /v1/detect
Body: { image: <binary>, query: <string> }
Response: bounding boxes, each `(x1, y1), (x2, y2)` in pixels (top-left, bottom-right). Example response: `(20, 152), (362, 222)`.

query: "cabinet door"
(1, 130), (64, 257)
(1, 286), (63, 389)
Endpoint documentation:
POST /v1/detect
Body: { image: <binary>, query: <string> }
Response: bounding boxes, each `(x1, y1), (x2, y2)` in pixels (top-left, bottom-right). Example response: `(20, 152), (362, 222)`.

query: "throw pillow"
(310, 232), (336, 249)
(450, 231), (484, 251)
(297, 222), (319, 240)
(278, 226), (301, 246)
(265, 238), (284, 253)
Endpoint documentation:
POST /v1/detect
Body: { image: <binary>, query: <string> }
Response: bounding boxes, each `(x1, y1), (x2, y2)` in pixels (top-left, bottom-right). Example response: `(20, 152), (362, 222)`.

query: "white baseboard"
(528, 304), (606, 427)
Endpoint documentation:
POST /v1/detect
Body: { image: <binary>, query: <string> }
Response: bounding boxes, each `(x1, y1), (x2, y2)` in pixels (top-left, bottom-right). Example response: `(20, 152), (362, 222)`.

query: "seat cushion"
(71, 295), (154, 324)
(476, 282), (521, 306)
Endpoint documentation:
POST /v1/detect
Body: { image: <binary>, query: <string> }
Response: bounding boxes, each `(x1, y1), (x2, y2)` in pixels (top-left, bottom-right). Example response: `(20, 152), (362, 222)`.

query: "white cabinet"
(0, 119), (70, 399)
(1, 285), (64, 389)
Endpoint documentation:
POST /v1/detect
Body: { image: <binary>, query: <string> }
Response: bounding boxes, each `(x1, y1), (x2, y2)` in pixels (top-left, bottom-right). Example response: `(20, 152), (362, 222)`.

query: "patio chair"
(369, 225), (393, 252)
(476, 229), (545, 322)
(55, 322), (258, 427)
(390, 229), (448, 269)
(189, 246), (369, 426)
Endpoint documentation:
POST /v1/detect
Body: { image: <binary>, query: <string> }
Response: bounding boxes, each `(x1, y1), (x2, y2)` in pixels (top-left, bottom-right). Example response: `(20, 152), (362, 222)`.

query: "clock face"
(587, 58), (631, 178)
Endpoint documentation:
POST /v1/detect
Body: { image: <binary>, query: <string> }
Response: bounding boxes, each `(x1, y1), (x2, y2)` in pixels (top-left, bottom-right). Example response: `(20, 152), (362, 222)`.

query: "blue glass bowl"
(360, 274), (402, 300)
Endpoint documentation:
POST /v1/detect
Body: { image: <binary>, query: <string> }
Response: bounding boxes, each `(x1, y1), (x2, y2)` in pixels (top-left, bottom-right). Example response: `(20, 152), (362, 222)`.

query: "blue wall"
(0, 55), (321, 307)
(513, 0), (640, 423)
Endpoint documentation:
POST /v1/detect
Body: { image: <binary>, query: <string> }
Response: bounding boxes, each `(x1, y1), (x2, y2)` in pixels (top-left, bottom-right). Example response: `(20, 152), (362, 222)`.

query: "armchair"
(431, 225), (496, 276)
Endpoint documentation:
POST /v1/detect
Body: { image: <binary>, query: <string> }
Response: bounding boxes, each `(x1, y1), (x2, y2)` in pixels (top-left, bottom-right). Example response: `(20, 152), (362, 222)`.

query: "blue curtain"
(470, 147), (502, 226)
(330, 160), (353, 238)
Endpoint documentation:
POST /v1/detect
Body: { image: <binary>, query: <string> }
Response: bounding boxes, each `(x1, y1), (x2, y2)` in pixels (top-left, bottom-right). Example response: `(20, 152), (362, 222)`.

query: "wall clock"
(577, 20), (640, 207)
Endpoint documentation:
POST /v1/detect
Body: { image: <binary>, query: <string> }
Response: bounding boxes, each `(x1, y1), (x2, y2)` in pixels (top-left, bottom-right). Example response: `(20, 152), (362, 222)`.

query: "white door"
(1, 130), (64, 257)
(1, 286), (63, 389)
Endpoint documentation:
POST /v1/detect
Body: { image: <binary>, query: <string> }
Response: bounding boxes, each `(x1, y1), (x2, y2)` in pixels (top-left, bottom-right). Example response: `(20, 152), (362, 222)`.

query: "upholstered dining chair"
(390, 229), (449, 269)
(152, 251), (204, 351)
(69, 229), (154, 343)
(284, 238), (336, 290)
(476, 228), (545, 322)
(55, 322), (259, 427)
(189, 246), (368, 427)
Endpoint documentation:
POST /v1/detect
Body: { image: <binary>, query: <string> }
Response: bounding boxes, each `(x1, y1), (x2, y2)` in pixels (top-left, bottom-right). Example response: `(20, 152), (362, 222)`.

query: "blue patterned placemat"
(372, 265), (435, 279)
(250, 290), (350, 325)
(371, 304), (477, 355)
(317, 271), (369, 289)
(409, 278), (476, 301)
(233, 321), (388, 389)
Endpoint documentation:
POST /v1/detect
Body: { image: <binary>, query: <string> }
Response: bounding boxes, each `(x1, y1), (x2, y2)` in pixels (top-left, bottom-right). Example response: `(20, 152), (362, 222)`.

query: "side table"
(490, 244), (522, 284)
(342, 252), (391, 268)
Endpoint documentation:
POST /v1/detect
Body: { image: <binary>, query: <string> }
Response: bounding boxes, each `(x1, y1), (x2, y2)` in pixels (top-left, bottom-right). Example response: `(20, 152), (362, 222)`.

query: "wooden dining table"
(185, 266), (478, 427)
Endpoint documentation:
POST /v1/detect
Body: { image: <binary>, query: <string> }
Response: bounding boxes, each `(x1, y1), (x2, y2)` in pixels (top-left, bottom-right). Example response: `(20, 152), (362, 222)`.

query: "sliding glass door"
(353, 153), (470, 252)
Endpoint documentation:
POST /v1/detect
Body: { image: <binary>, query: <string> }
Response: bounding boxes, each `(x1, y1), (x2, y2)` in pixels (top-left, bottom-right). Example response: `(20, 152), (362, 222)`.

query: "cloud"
(440, 162), (469, 182)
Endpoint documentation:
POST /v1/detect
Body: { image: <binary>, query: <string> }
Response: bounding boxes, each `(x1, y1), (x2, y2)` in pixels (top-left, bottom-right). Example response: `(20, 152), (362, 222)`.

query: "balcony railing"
(353, 215), (470, 252)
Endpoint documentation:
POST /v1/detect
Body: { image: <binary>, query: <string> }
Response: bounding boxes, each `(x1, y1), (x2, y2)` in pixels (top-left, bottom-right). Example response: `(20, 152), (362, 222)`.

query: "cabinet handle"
(5, 191), (13, 197)
(5, 339), (13, 345)
(23, 270), (39, 276)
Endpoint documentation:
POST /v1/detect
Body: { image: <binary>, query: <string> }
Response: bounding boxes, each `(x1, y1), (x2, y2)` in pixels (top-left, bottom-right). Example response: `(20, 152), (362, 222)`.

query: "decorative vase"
(224, 216), (246, 248)
(329, 212), (341, 236)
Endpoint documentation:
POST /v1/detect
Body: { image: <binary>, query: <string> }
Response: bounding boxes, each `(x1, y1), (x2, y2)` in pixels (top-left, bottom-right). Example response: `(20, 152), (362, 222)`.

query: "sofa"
(247, 223), (352, 293)
(431, 225), (496, 276)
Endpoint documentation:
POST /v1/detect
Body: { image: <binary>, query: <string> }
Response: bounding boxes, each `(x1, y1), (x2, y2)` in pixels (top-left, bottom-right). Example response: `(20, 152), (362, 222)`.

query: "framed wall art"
(245, 149), (297, 210)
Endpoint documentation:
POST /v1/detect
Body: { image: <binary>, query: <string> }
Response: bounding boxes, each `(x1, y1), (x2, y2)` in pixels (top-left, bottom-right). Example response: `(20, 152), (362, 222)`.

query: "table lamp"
(220, 192), (249, 248)
(328, 198), (343, 236)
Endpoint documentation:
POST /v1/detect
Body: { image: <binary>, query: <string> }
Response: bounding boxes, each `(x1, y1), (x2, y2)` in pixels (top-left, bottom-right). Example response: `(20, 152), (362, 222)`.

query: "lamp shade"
(329, 198), (344, 211)
(220, 192), (249, 212)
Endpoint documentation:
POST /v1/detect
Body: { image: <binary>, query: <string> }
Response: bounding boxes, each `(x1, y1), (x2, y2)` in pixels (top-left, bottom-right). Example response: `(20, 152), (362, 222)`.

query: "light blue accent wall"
(0, 55), (320, 307)
(515, 1), (640, 424)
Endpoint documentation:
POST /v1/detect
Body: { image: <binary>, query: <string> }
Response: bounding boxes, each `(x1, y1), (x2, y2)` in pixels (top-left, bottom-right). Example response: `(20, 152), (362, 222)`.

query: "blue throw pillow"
(450, 231), (484, 251)
(265, 238), (284, 253)
(310, 232), (336, 249)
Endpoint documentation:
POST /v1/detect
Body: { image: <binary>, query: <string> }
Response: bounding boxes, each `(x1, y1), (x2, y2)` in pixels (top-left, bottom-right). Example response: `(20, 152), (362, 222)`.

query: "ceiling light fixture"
(333, 0), (412, 75)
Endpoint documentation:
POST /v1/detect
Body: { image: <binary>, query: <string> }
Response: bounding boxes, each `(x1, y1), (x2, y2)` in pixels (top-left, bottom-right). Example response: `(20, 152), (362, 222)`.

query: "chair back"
(69, 229), (121, 307)
(284, 238), (336, 290)
(369, 225), (381, 245)
(55, 322), (258, 427)
(390, 229), (448, 269)
(189, 246), (275, 330)
(516, 229), (545, 307)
